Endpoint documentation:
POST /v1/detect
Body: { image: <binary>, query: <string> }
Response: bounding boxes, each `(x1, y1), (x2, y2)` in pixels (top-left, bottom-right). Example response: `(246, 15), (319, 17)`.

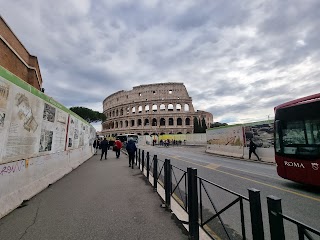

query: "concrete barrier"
(0, 66), (95, 219)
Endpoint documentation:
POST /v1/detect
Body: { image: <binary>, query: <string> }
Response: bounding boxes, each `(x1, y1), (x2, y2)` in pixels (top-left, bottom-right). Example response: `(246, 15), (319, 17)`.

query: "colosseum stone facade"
(101, 83), (200, 136)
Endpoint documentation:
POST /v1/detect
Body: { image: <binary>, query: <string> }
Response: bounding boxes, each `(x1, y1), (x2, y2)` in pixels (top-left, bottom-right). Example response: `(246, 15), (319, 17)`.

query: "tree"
(201, 117), (207, 133)
(70, 107), (106, 123)
(193, 117), (201, 133)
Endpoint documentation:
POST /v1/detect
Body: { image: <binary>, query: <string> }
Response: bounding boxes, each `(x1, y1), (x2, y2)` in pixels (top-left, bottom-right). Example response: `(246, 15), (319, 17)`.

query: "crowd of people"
(158, 139), (185, 147)
(92, 137), (136, 167)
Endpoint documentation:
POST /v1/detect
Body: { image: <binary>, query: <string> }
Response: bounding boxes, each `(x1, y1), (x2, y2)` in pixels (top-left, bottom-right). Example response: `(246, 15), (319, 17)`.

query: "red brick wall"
(0, 16), (42, 90)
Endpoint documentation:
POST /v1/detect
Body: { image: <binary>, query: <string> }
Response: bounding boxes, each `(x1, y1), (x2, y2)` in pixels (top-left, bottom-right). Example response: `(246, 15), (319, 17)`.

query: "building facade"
(101, 83), (200, 136)
(0, 16), (43, 91)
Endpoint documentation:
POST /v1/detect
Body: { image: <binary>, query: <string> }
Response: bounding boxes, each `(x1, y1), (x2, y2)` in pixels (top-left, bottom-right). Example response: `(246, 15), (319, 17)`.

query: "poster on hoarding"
(39, 103), (68, 153)
(66, 115), (81, 150)
(53, 110), (68, 152)
(0, 77), (10, 162)
(243, 121), (274, 148)
(3, 88), (43, 163)
(207, 126), (244, 146)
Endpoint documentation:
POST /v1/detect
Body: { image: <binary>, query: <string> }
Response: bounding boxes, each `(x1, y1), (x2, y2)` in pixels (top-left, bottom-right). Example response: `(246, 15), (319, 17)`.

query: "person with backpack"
(249, 138), (261, 161)
(126, 138), (137, 168)
(114, 138), (123, 158)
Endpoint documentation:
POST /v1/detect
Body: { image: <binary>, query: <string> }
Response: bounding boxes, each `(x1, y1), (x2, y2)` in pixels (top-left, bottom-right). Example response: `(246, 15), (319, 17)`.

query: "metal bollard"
(248, 188), (264, 240)
(146, 152), (150, 179)
(142, 150), (145, 171)
(153, 155), (158, 191)
(267, 195), (285, 240)
(188, 167), (199, 240)
(164, 159), (171, 209)
(135, 149), (138, 165)
(138, 149), (141, 168)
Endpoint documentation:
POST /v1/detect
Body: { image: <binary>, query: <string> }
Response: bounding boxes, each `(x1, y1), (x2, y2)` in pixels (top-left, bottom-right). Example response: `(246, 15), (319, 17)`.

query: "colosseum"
(101, 82), (213, 137)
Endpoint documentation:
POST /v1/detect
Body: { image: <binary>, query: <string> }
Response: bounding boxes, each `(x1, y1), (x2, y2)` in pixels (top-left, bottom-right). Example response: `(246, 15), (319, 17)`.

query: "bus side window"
(275, 120), (281, 153)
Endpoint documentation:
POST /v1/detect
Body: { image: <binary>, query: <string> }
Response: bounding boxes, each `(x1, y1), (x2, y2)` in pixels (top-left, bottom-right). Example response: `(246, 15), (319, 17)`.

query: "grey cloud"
(170, 0), (251, 30)
(1, 0), (319, 128)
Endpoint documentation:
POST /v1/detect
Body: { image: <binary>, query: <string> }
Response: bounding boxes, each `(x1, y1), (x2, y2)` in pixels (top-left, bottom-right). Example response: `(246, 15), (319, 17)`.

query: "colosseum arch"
(152, 118), (157, 126)
(169, 118), (174, 126)
(160, 118), (166, 126)
(152, 104), (157, 112)
(160, 104), (165, 111)
(185, 117), (190, 125)
(101, 83), (199, 136)
(184, 104), (189, 112)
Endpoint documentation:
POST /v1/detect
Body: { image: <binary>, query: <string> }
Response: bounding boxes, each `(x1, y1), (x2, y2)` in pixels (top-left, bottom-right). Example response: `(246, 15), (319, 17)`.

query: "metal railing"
(267, 196), (320, 240)
(135, 149), (320, 240)
(171, 165), (188, 211)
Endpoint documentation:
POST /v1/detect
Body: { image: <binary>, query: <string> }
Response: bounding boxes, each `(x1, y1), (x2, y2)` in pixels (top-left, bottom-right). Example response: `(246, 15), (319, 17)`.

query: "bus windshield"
(117, 134), (139, 143)
(275, 101), (320, 158)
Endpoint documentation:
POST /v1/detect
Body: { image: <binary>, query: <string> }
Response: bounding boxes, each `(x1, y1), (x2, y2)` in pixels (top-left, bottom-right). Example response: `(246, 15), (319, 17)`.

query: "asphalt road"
(140, 145), (320, 240)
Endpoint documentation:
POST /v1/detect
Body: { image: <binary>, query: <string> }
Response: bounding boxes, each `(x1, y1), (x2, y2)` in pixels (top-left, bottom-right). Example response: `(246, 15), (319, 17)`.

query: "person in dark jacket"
(93, 139), (100, 155)
(126, 138), (137, 168)
(100, 138), (109, 160)
(249, 138), (261, 160)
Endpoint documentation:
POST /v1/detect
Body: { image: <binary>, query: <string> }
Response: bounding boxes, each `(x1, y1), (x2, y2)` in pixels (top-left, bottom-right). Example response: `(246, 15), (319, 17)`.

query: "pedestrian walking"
(100, 138), (109, 160)
(114, 138), (123, 158)
(126, 138), (137, 168)
(93, 138), (100, 155)
(249, 138), (261, 161)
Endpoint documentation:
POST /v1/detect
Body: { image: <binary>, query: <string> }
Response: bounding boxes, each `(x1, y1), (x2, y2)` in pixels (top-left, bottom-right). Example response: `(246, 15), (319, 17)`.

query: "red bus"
(274, 93), (320, 186)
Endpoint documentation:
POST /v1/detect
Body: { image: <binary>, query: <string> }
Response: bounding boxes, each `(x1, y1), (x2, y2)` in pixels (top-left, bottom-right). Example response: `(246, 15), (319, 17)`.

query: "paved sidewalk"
(0, 150), (189, 240)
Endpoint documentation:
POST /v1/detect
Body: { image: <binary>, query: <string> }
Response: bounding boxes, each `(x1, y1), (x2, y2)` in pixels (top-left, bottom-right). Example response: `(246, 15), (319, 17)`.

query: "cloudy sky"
(1, 0), (319, 131)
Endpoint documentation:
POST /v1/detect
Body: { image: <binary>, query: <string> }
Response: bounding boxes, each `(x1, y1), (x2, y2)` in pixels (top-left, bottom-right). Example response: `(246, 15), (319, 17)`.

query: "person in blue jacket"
(126, 138), (137, 168)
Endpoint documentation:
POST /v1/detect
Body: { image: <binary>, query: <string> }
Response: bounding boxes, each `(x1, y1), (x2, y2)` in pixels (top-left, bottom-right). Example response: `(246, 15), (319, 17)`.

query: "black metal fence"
(135, 149), (320, 240)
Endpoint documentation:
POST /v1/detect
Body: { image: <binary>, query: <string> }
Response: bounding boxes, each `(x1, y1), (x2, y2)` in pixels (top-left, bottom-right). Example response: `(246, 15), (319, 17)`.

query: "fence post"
(188, 167), (199, 240)
(146, 152), (150, 179)
(135, 149), (138, 165)
(164, 159), (171, 209)
(142, 150), (145, 171)
(248, 188), (264, 240)
(138, 149), (141, 168)
(153, 155), (158, 192)
(267, 195), (285, 240)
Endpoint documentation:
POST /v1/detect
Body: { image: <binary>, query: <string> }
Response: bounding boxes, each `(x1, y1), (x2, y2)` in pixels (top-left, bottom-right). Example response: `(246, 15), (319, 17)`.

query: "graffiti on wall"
(0, 160), (25, 176)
